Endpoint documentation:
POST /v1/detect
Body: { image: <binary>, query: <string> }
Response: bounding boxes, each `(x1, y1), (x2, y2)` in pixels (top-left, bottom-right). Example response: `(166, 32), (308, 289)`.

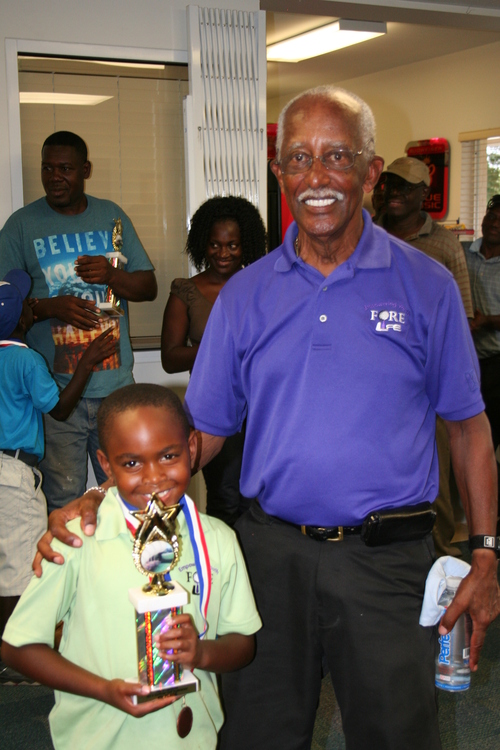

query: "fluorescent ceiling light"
(90, 61), (165, 70)
(267, 19), (387, 63)
(18, 56), (165, 70)
(20, 92), (113, 106)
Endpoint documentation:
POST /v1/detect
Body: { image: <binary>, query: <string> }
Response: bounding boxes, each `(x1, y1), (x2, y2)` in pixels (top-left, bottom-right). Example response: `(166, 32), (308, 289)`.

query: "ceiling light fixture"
(18, 56), (165, 70)
(20, 92), (113, 106)
(267, 19), (387, 63)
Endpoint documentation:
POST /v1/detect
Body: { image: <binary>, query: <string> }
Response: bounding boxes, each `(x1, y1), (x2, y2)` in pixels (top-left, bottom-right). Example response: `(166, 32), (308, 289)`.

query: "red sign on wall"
(405, 139), (449, 220)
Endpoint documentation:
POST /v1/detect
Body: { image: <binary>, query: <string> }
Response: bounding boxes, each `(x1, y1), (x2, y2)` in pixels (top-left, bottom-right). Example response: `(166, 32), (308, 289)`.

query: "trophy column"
(128, 496), (199, 703)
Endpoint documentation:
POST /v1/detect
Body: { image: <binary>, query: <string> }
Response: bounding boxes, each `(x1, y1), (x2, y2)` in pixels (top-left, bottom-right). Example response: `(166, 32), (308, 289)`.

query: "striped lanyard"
(117, 492), (211, 639)
(0, 340), (28, 348)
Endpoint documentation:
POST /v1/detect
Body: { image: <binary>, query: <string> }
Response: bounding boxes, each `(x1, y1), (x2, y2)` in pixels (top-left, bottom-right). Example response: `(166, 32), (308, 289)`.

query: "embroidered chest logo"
(369, 308), (406, 333)
(178, 561), (219, 596)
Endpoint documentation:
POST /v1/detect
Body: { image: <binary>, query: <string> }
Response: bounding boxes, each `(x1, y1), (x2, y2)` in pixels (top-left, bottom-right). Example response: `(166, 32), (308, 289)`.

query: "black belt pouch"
(360, 502), (436, 547)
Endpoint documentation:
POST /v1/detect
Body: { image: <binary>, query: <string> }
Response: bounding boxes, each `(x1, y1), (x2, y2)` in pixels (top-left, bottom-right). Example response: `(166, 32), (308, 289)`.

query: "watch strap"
(468, 534), (500, 557)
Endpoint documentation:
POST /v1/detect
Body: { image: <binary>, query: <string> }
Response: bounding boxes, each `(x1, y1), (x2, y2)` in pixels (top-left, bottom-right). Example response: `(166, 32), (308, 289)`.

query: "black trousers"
(480, 355), (500, 451)
(479, 355), (500, 515)
(219, 502), (441, 750)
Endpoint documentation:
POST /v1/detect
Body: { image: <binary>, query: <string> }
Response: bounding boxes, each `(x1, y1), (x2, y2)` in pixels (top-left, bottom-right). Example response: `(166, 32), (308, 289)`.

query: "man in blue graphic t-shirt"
(0, 132), (157, 511)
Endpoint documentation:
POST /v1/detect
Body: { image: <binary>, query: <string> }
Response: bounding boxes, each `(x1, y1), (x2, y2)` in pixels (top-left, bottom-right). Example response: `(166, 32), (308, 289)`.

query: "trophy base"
(130, 670), (199, 704)
(129, 580), (188, 612)
(97, 301), (124, 317)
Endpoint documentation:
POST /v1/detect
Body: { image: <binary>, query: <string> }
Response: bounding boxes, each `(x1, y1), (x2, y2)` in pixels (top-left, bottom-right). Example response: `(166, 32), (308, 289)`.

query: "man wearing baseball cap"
(0, 270), (114, 676)
(378, 156), (473, 557)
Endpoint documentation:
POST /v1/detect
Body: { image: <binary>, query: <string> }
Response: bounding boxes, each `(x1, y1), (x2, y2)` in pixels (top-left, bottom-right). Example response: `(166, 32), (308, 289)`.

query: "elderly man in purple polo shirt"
(39, 86), (499, 750)
(184, 86), (500, 750)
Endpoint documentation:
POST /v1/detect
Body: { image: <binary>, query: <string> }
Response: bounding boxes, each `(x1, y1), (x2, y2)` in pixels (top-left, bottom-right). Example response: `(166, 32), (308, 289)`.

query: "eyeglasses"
(278, 147), (364, 175)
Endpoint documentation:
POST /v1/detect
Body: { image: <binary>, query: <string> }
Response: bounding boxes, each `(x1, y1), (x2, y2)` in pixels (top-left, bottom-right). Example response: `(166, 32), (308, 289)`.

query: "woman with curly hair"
(161, 195), (267, 524)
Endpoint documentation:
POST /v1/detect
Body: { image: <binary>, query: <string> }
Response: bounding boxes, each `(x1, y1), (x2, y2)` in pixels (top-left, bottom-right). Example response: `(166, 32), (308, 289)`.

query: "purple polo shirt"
(185, 211), (484, 526)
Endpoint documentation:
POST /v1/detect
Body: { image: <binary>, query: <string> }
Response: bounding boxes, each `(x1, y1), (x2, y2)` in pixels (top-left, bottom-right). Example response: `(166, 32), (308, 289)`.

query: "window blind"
(19, 64), (189, 344)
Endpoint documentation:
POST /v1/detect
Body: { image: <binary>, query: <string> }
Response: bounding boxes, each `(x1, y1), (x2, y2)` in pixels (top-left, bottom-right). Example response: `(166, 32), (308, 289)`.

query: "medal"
(177, 697), (193, 738)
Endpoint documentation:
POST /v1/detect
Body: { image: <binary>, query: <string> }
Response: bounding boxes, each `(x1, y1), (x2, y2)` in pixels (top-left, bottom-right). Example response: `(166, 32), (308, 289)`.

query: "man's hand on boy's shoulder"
(32, 486), (108, 576)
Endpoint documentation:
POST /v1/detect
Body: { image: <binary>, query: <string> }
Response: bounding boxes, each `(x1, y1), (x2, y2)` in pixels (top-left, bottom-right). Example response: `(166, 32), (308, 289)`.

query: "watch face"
(469, 535), (500, 556)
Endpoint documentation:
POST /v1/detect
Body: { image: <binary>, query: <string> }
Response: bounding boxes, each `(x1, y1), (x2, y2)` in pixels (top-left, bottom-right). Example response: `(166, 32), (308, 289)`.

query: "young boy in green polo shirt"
(1, 383), (261, 750)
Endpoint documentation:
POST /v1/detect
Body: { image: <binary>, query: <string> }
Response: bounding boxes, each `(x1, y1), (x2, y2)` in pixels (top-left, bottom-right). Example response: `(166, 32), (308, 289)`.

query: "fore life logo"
(179, 561), (218, 595)
(370, 308), (406, 332)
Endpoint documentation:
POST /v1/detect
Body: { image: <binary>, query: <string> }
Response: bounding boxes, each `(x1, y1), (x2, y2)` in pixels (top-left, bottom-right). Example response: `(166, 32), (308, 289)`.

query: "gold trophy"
(128, 494), (199, 704)
(99, 218), (128, 316)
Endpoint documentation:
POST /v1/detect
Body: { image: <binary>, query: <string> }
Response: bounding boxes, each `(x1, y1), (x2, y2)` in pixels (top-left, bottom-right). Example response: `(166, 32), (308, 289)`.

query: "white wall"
(0, 0), (259, 226)
(268, 40), (500, 223)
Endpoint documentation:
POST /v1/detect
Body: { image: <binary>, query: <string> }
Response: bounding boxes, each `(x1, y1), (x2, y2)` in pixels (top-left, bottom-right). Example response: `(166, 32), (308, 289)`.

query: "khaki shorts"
(0, 452), (47, 597)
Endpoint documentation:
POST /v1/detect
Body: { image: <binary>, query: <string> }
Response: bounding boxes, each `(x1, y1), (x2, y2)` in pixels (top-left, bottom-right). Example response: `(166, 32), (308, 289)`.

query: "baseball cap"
(385, 157), (431, 187)
(0, 269), (32, 339)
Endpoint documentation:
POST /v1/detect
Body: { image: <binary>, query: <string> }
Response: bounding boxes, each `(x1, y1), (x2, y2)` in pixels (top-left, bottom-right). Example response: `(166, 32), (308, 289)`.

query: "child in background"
(2, 383), (261, 750)
(0, 269), (115, 647)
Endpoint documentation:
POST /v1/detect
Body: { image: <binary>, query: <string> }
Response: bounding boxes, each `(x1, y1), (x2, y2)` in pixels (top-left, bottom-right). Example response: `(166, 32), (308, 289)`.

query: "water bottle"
(435, 576), (472, 692)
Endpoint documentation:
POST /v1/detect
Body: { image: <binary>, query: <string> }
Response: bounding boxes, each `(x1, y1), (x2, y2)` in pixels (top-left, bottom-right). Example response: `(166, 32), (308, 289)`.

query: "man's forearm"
(30, 297), (61, 322)
(193, 431), (226, 473)
(442, 411), (500, 669)
(445, 412), (497, 535)
(108, 269), (157, 302)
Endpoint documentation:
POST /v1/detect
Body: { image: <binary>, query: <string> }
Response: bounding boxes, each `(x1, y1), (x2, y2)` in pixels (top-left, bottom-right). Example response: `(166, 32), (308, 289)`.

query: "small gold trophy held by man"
(99, 218), (128, 316)
(128, 493), (199, 703)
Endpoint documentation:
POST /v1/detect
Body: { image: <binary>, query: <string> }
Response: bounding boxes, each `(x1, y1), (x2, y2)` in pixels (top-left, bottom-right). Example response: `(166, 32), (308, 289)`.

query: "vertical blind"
(185, 7), (267, 226)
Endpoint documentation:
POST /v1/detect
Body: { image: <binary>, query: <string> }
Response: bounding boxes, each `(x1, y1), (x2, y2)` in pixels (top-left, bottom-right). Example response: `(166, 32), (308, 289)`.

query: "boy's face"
(97, 405), (197, 509)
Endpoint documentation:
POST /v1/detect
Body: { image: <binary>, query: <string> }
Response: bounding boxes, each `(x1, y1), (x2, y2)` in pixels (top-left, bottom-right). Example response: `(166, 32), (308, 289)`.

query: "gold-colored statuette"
(128, 493), (199, 704)
(99, 218), (128, 316)
(131, 497), (180, 594)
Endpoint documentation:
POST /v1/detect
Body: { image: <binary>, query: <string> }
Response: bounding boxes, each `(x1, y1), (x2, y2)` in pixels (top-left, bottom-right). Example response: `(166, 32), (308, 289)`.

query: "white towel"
(419, 556), (471, 627)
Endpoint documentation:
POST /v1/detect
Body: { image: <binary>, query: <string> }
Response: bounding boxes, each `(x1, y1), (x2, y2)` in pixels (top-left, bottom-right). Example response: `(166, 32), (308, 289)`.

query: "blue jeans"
(40, 398), (107, 513)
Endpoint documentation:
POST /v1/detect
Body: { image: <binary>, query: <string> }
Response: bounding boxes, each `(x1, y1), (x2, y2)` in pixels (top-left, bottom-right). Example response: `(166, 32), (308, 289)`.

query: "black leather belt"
(300, 524), (362, 542)
(1, 449), (39, 468)
(266, 510), (362, 541)
(262, 508), (363, 542)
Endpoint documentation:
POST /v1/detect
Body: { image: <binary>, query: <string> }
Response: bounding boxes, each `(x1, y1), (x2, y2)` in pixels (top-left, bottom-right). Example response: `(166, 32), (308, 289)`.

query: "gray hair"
(275, 85), (376, 163)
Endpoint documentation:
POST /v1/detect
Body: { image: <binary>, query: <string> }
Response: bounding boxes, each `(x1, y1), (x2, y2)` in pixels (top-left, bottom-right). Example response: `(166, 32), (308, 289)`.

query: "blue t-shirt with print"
(0, 195), (154, 398)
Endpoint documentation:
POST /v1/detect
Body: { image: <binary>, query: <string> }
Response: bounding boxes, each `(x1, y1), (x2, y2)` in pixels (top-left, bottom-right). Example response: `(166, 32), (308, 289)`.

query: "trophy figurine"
(99, 218), (128, 316)
(128, 494), (199, 703)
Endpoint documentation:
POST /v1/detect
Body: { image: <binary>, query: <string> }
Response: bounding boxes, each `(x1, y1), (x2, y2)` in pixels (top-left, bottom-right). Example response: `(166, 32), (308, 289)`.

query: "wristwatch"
(468, 535), (500, 557)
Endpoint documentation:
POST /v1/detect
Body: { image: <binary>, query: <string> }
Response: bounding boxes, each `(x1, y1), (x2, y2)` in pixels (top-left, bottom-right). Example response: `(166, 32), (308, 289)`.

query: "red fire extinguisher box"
(405, 138), (450, 221)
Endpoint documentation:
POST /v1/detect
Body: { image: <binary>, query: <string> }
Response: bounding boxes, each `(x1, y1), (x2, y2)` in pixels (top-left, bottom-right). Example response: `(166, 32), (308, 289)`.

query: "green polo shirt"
(4, 489), (261, 750)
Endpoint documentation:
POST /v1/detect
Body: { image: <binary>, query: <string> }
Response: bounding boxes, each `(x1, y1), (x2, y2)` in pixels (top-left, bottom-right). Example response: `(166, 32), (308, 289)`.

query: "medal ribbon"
(116, 493), (141, 537)
(179, 494), (211, 640)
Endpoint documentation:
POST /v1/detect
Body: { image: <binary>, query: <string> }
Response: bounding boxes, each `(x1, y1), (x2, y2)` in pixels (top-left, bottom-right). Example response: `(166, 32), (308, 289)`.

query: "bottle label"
(438, 632), (451, 665)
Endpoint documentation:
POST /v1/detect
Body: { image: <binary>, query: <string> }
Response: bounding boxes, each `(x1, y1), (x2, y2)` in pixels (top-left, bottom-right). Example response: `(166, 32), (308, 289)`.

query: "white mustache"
(298, 189), (345, 202)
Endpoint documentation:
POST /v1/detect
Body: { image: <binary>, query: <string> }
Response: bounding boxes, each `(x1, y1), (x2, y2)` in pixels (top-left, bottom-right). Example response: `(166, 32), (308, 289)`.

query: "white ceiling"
(265, 2), (500, 101)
